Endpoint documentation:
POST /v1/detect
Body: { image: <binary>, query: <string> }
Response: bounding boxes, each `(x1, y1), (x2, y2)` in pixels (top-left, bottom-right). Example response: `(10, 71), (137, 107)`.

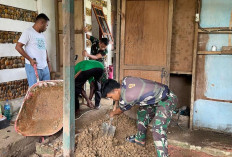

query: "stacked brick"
(0, 31), (22, 43)
(0, 4), (37, 22)
(0, 56), (25, 70)
(0, 79), (28, 101)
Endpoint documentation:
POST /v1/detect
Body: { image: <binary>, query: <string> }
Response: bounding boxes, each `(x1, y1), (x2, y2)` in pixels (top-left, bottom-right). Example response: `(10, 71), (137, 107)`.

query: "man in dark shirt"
(102, 77), (178, 157)
(82, 27), (109, 64)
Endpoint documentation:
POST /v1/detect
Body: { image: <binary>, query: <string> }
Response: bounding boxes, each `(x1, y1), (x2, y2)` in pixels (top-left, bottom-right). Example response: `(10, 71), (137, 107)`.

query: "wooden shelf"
(170, 71), (192, 75)
(198, 28), (232, 34)
(198, 51), (232, 55)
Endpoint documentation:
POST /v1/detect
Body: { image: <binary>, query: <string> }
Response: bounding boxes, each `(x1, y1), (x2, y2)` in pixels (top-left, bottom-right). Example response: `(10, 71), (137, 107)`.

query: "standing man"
(82, 27), (109, 65)
(75, 60), (104, 111)
(15, 13), (51, 87)
(102, 77), (178, 157)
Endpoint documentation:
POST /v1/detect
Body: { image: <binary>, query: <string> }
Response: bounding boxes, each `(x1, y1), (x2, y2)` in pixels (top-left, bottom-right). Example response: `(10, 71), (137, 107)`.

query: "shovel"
(102, 117), (116, 137)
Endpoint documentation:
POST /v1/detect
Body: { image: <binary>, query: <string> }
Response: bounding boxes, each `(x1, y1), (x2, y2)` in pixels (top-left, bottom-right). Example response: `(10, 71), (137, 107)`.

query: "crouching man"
(101, 76), (178, 157)
(75, 60), (104, 111)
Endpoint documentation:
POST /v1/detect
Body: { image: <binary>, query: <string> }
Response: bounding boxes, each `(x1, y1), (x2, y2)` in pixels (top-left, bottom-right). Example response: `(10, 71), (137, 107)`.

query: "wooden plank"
(195, 55), (206, 101)
(119, 0), (126, 81)
(115, 0), (120, 81)
(75, 34), (84, 63)
(58, 30), (83, 34)
(198, 51), (232, 55)
(124, 70), (162, 83)
(166, 0), (173, 85)
(55, 0), (60, 72)
(190, 0), (200, 130)
(171, 0), (196, 73)
(122, 65), (164, 71)
(170, 71), (192, 75)
(58, 2), (63, 31)
(198, 29), (232, 34)
(198, 51), (222, 55)
(228, 10), (232, 46)
(74, 0), (84, 31)
(62, 0), (75, 156)
(59, 34), (63, 68)
(120, 0), (170, 84)
(124, 0), (168, 67)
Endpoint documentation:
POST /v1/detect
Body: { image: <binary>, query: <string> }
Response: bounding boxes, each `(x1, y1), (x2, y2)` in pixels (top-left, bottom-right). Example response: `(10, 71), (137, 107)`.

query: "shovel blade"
(102, 122), (116, 137)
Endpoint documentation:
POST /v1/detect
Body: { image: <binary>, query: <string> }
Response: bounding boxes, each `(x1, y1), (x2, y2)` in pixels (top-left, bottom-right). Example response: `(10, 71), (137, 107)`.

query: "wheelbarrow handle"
(32, 58), (39, 83)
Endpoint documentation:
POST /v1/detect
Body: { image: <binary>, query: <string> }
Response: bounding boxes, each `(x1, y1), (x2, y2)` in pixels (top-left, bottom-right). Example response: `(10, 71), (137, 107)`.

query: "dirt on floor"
(32, 98), (231, 157)
(75, 113), (156, 157)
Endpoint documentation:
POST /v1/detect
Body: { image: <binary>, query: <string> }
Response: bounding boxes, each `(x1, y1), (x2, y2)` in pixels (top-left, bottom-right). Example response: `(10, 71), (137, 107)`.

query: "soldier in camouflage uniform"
(102, 76), (178, 157)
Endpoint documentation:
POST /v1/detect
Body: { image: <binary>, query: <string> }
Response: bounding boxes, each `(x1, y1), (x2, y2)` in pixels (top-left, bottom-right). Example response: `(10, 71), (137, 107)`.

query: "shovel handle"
(33, 58), (39, 83)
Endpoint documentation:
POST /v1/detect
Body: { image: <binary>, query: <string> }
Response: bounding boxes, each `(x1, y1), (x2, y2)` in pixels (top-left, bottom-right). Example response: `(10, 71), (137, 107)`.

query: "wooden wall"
(171, 0), (196, 73)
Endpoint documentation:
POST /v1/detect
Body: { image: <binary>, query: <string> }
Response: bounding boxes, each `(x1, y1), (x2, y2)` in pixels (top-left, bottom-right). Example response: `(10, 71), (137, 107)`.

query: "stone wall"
(0, 56), (25, 70)
(0, 79), (28, 101)
(0, 31), (21, 44)
(0, 4), (37, 22)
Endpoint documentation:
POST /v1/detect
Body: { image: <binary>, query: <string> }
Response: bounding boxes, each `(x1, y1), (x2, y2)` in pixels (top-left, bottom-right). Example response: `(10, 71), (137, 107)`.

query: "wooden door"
(120, 0), (173, 85)
(56, 0), (84, 72)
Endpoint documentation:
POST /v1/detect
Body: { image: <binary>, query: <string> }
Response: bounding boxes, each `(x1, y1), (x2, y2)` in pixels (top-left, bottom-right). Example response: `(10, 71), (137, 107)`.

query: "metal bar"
(62, 0), (75, 156)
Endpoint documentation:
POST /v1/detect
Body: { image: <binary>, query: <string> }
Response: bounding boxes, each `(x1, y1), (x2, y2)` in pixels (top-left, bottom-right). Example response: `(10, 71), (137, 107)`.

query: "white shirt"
(18, 27), (47, 69)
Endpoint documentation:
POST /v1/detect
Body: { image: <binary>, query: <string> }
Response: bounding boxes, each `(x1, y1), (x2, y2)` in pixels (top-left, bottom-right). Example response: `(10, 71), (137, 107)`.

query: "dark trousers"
(75, 68), (103, 110)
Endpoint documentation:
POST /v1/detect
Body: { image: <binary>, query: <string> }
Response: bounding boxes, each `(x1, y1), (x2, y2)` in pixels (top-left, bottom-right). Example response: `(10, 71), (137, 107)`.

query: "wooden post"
(190, 0), (200, 130)
(62, 0), (75, 156)
(115, 0), (121, 81)
(166, 0), (174, 86)
(54, 0), (60, 72)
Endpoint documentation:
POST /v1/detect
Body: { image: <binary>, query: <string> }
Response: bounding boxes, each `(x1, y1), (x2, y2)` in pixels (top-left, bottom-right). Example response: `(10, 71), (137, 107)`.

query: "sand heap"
(75, 114), (156, 157)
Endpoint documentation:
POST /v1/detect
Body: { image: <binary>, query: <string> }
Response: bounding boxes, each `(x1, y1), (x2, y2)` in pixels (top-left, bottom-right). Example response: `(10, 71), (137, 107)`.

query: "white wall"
(37, 0), (57, 72)
(0, 0), (57, 83)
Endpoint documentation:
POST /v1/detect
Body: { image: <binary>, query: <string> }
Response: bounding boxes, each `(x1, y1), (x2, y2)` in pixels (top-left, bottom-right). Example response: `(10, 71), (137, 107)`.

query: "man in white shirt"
(15, 13), (51, 87)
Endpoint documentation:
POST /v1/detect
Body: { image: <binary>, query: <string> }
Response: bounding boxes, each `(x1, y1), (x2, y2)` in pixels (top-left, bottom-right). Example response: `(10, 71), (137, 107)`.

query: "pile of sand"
(75, 114), (156, 157)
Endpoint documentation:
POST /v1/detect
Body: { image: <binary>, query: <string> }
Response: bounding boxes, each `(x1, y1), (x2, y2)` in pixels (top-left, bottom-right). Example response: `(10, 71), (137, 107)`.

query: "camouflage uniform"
(119, 77), (178, 157)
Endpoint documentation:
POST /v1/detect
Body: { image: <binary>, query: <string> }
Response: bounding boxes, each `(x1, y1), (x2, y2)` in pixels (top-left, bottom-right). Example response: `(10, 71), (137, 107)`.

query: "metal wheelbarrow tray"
(15, 76), (63, 136)
(15, 62), (64, 136)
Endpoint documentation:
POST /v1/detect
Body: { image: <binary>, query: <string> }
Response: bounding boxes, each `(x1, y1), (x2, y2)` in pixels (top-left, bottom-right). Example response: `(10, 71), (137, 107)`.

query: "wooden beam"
(170, 71), (192, 75)
(166, 0), (174, 86)
(58, 30), (83, 34)
(198, 30), (232, 34)
(119, 0), (126, 81)
(55, 0), (60, 72)
(115, 0), (121, 81)
(190, 0), (200, 130)
(122, 65), (164, 71)
(198, 51), (232, 55)
(62, 0), (75, 156)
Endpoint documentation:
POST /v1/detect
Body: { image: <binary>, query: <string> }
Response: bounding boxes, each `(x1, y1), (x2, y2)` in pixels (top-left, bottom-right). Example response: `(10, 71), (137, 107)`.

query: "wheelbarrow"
(15, 63), (63, 136)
